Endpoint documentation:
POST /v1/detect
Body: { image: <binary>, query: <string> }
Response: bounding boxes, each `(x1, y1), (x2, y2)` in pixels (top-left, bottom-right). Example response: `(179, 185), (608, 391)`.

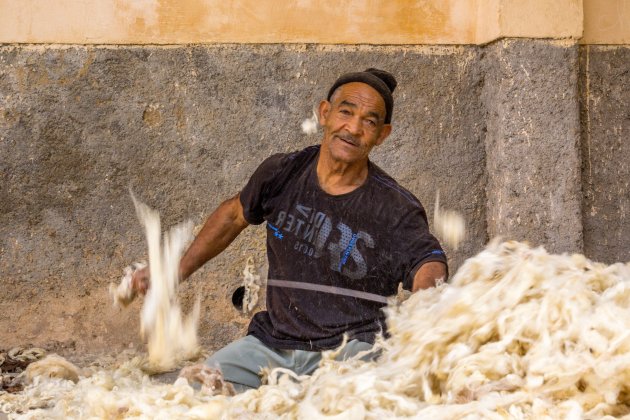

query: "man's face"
(318, 82), (392, 165)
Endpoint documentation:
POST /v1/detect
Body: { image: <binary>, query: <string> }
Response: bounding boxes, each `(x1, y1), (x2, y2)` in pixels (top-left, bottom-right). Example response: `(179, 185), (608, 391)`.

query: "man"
(133, 68), (447, 392)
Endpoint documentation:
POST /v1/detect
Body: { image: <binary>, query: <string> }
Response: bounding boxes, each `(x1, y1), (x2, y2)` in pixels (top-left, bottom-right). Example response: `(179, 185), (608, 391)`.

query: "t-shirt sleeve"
(239, 153), (286, 225)
(397, 205), (448, 291)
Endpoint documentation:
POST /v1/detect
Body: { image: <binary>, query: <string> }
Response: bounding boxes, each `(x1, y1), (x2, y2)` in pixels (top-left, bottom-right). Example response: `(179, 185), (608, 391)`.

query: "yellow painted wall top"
(0, 0), (625, 45)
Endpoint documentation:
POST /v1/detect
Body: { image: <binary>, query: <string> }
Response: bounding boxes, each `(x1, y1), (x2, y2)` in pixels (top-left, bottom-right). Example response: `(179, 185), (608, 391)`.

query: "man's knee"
(335, 339), (377, 362)
(204, 335), (273, 391)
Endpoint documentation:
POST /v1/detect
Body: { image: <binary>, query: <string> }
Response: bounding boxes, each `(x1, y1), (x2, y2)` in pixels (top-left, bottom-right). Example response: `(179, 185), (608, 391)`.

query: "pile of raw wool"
(0, 348), (46, 393)
(3, 240), (630, 418)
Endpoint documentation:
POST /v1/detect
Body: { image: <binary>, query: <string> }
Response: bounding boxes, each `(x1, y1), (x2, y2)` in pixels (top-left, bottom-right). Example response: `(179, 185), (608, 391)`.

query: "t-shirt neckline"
(310, 150), (373, 200)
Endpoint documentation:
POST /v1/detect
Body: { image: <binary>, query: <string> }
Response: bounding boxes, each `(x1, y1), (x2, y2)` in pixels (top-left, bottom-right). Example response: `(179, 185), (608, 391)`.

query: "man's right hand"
(128, 193), (249, 298)
(131, 266), (150, 295)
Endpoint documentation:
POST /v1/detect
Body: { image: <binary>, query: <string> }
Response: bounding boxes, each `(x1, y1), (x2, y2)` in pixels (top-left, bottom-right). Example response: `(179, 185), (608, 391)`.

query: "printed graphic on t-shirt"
(268, 203), (374, 280)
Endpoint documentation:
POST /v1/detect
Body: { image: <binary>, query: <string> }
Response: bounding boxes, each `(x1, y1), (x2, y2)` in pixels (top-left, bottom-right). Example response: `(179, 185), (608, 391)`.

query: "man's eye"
(365, 119), (376, 127)
(340, 109), (351, 115)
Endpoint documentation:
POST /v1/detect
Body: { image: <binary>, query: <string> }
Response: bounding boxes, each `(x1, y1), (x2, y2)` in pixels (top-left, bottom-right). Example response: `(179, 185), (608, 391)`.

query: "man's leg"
(205, 337), (376, 391)
(204, 335), (290, 392)
(334, 339), (376, 362)
(296, 340), (376, 376)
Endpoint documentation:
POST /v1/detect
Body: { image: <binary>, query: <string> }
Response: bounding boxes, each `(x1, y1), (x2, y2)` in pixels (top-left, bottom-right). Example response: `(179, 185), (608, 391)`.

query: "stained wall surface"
(4, 0), (630, 45)
(482, 40), (582, 253)
(0, 0), (480, 44)
(580, 46), (630, 264)
(0, 45), (488, 353)
(1, 0), (629, 356)
(0, 0), (586, 45)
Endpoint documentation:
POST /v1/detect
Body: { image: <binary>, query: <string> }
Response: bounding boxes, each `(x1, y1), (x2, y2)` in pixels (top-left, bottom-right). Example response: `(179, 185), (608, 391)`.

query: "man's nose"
(346, 116), (362, 135)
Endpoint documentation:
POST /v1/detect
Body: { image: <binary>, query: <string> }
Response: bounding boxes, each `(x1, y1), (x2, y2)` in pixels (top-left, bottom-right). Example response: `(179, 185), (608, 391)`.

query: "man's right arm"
(132, 193), (249, 293)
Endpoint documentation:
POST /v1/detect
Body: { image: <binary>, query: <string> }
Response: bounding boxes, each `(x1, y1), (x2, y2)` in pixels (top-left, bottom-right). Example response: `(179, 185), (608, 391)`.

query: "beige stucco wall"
(0, 0), (477, 44)
(475, 0), (584, 43)
(582, 0), (630, 44)
(475, 0), (502, 44)
(500, 0), (583, 39)
(0, 1), (627, 45)
(0, 0), (595, 45)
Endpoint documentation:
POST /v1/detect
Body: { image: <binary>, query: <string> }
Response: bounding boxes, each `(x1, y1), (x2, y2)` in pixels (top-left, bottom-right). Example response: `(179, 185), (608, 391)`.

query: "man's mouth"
(336, 134), (358, 147)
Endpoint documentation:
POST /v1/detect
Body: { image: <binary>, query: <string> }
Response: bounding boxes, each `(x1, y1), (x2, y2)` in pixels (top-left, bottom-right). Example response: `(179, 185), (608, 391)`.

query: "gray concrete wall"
(482, 40), (583, 254)
(579, 45), (630, 265)
(0, 41), (627, 355)
(0, 45), (487, 354)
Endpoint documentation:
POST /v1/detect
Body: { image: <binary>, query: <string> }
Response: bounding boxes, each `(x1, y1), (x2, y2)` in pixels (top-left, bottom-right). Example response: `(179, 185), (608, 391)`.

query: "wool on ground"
(2, 240), (630, 419)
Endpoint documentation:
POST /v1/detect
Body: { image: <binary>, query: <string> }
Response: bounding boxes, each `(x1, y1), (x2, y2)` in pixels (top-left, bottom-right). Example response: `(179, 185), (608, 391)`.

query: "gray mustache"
(338, 134), (358, 145)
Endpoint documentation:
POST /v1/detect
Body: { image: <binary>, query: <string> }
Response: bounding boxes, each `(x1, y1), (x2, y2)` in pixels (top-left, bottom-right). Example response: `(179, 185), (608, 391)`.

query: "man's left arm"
(412, 261), (447, 292)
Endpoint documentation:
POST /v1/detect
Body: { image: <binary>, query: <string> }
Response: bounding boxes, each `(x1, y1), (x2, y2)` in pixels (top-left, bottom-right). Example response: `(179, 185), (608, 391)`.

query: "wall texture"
(0, 0), (628, 367)
(3, 0), (630, 45)
(482, 40), (583, 253)
(582, 0), (630, 44)
(0, 44), (487, 354)
(580, 45), (630, 264)
(1, 41), (628, 355)
(0, 0), (586, 45)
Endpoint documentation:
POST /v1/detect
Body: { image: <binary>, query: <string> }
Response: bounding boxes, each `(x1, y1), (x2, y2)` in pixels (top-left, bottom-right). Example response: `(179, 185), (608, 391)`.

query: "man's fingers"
(132, 268), (150, 295)
(135, 278), (148, 295)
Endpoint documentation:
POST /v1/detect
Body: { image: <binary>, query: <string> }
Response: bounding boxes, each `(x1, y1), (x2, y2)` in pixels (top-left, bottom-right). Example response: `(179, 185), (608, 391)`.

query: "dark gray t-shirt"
(240, 145), (447, 351)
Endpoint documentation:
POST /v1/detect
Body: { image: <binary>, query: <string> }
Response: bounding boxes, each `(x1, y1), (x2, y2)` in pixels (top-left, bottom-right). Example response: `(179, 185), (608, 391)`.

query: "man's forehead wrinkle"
(333, 83), (385, 106)
(333, 88), (386, 120)
(339, 100), (359, 110)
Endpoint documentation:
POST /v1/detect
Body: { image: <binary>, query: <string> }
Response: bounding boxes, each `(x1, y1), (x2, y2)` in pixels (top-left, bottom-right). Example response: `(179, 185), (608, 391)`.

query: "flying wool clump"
(301, 110), (318, 135)
(241, 256), (263, 314)
(131, 194), (201, 373)
(433, 190), (466, 250)
(108, 193), (202, 373)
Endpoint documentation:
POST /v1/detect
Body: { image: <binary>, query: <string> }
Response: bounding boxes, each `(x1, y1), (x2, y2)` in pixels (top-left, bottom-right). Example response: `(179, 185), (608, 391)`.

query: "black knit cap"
(326, 68), (397, 124)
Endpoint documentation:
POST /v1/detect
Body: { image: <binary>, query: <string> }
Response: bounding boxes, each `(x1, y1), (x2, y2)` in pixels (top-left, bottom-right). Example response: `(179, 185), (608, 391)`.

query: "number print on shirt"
(270, 203), (374, 280)
(327, 222), (374, 280)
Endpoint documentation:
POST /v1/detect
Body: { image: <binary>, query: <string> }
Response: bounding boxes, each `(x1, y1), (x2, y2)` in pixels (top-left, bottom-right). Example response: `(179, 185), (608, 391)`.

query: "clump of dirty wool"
(109, 261), (147, 308)
(301, 109), (318, 135)
(241, 256), (262, 314)
(433, 190), (466, 250)
(5, 241), (630, 418)
(23, 355), (87, 385)
(0, 353), (227, 419)
(1, 348), (47, 393)
(130, 194), (201, 373)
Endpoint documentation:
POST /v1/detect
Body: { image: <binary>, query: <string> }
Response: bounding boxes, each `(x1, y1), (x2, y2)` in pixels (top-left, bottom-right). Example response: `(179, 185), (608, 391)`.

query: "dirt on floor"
(0, 280), (253, 373)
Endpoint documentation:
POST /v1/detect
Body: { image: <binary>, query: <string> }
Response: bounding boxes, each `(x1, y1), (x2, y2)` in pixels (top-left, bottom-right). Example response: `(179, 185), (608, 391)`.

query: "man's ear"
(376, 124), (392, 146)
(318, 100), (330, 125)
